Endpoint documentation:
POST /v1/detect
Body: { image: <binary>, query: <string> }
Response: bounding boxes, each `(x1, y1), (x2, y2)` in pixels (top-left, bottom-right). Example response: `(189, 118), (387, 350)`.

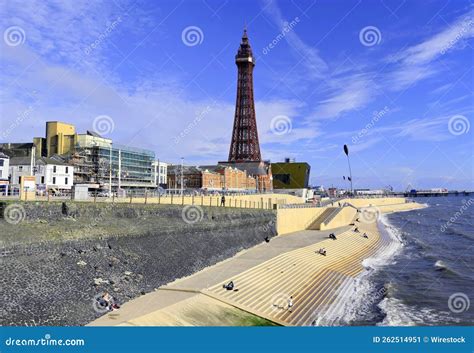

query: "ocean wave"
(377, 297), (460, 326)
(319, 217), (404, 325)
(444, 226), (474, 240)
(434, 260), (448, 271)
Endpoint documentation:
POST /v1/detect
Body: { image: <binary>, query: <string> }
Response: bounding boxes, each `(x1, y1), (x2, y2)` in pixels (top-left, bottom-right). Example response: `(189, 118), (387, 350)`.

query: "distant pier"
(392, 191), (473, 197)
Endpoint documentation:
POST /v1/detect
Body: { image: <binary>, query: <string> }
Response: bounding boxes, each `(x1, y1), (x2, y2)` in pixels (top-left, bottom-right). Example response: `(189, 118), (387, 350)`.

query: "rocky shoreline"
(1, 202), (276, 326)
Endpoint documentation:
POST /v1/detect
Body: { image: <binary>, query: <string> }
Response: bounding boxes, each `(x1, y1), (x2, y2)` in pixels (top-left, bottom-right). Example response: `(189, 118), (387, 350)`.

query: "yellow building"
(33, 121), (76, 157)
(45, 121), (76, 156)
(271, 160), (311, 189)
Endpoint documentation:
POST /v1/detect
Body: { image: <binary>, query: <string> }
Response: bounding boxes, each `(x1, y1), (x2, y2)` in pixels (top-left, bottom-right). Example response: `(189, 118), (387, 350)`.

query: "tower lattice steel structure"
(228, 29), (262, 162)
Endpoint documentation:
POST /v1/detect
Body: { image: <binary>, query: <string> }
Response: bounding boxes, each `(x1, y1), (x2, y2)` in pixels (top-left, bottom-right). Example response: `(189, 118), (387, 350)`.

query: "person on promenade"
(100, 291), (120, 311)
(363, 233), (368, 239)
(221, 195), (226, 207)
(223, 281), (234, 290)
(287, 296), (294, 312)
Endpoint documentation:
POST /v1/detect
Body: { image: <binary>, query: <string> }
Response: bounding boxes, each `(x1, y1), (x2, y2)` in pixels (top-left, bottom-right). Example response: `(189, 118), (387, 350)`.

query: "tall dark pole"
(343, 145), (353, 195)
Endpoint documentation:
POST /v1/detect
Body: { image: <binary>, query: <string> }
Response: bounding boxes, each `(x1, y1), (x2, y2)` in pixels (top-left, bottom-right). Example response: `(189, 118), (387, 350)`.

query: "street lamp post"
(180, 157), (184, 196)
(343, 144), (353, 195)
(109, 144), (112, 198)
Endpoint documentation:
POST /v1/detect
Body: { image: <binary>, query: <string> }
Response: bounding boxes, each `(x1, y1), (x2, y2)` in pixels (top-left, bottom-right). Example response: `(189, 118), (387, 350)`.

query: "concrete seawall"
(0, 202), (276, 326)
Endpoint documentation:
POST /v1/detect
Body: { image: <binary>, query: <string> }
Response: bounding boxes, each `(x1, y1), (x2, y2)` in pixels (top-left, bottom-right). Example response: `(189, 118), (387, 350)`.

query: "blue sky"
(0, 0), (473, 190)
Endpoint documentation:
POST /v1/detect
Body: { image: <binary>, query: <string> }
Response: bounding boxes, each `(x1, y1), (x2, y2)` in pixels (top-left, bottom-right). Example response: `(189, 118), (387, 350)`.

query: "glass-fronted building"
(94, 144), (155, 189)
(70, 132), (155, 191)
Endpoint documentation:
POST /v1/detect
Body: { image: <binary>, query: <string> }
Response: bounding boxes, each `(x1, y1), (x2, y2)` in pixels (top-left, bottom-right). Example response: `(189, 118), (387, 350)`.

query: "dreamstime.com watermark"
(448, 115), (470, 136)
(448, 292), (470, 314)
(3, 203), (26, 225)
(440, 19), (474, 55)
(262, 17), (300, 55)
(3, 25), (26, 46)
(359, 26), (382, 47)
(1, 106), (34, 140)
(5, 334), (85, 347)
(270, 115), (292, 135)
(174, 104), (213, 144)
(359, 206), (381, 224)
(181, 26), (204, 46)
(440, 198), (473, 232)
(92, 115), (115, 136)
(352, 106), (389, 144)
(84, 16), (122, 55)
(182, 205), (204, 224)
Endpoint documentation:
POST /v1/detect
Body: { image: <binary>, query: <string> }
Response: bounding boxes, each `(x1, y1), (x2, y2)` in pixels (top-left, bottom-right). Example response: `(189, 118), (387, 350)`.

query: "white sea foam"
(314, 216), (404, 326)
(377, 297), (459, 326)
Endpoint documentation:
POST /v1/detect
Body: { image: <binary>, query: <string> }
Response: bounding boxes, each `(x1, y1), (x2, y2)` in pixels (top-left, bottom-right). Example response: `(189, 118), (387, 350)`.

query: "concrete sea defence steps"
(320, 208), (343, 228)
(307, 208), (338, 230)
(276, 232), (391, 325)
(286, 234), (392, 326)
(205, 223), (391, 326)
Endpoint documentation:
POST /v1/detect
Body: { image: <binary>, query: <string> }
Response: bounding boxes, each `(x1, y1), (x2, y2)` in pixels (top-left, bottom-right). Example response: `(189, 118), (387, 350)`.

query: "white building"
(152, 161), (168, 187)
(355, 189), (384, 195)
(0, 152), (10, 195)
(9, 156), (74, 193)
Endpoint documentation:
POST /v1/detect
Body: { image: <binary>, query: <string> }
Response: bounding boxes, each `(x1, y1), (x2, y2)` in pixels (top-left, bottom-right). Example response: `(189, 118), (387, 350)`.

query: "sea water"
(348, 196), (473, 326)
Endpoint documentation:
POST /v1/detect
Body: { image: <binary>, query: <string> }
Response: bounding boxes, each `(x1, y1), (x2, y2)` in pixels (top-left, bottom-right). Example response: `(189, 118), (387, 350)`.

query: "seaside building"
(3, 121), (156, 194)
(69, 131), (155, 192)
(152, 161), (168, 187)
(0, 152), (10, 195)
(167, 164), (257, 192)
(0, 142), (36, 158)
(219, 29), (272, 192)
(33, 121), (76, 157)
(9, 155), (74, 194)
(271, 158), (311, 189)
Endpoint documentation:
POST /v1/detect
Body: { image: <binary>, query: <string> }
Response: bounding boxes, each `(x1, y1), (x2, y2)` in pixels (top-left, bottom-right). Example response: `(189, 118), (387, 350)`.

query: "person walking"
(221, 195), (226, 207)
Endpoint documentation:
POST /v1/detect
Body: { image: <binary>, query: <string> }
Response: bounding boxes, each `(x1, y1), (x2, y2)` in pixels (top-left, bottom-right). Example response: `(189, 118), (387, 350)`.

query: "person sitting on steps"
(223, 281), (234, 290)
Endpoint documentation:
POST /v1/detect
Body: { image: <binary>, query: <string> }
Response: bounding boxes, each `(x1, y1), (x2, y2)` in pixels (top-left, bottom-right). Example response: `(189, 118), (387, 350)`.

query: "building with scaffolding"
(6, 121), (158, 194)
(68, 131), (155, 192)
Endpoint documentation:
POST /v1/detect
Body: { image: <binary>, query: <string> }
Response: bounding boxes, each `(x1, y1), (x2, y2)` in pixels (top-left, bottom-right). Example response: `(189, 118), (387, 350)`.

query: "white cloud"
(308, 73), (375, 121)
(261, 0), (328, 79)
(386, 9), (474, 90)
(393, 10), (474, 66)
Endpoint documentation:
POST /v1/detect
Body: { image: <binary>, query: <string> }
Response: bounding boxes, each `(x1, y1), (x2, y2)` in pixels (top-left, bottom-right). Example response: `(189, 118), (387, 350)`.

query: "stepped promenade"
(90, 199), (425, 326)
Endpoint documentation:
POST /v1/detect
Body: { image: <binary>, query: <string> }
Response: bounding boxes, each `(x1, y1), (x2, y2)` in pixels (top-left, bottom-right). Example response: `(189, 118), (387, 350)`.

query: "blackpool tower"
(228, 29), (262, 162)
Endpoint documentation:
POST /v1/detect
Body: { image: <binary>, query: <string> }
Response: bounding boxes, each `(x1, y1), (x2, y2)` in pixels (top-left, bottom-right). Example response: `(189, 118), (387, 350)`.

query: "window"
(274, 174), (291, 185)
(0, 160), (3, 166)
(52, 177), (56, 184)
(65, 177), (68, 185)
(19, 166), (23, 171)
(65, 167), (68, 173)
(41, 176), (44, 184)
(53, 166), (56, 173)
(18, 177), (21, 183)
